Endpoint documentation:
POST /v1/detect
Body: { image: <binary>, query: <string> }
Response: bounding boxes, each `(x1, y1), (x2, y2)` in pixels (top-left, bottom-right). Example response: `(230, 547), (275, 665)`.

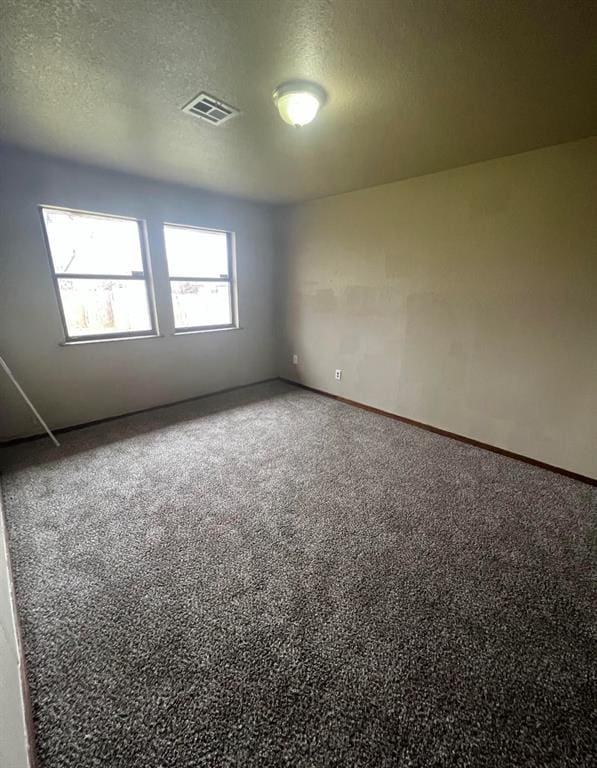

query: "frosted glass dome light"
(273, 81), (326, 127)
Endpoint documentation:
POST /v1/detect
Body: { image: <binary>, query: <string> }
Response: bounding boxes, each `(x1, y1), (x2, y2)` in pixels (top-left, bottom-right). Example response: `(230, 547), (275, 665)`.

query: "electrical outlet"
(292, 354), (299, 365)
(335, 369), (342, 381)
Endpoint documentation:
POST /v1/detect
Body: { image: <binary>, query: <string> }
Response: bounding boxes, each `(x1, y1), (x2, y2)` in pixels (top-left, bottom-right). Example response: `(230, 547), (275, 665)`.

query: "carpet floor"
(1, 380), (595, 768)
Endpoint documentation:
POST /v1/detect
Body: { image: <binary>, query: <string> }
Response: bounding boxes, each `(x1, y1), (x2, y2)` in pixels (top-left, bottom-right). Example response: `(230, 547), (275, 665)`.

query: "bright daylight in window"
(41, 208), (155, 341)
(163, 224), (235, 331)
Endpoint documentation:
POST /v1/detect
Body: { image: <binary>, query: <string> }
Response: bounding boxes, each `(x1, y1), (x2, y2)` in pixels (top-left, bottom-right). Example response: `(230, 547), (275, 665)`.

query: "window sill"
(173, 326), (243, 337)
(59, 327), (243, 345)
(60, 334), (163, 346)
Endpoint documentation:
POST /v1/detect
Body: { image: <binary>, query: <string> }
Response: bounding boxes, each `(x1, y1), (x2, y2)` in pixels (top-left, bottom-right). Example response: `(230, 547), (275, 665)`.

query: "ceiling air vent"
(182, 92), (240, 125)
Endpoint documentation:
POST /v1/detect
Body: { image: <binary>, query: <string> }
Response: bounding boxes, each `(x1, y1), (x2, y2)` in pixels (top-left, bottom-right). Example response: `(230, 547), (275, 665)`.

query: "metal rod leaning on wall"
(0, 354), (60, 447)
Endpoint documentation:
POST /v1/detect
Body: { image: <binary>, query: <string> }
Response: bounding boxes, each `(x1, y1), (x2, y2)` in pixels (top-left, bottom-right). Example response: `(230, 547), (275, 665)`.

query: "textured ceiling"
(0, 0), (596, 203)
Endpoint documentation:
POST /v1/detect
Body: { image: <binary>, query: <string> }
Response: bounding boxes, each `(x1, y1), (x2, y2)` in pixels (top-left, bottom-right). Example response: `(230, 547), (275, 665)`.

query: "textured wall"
(278, 138), (597, 478)
(0, 147), (277, 439)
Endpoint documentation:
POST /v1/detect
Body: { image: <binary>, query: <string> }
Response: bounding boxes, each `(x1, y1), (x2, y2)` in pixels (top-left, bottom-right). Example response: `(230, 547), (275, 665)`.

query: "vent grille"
(182, 92), (240, 125)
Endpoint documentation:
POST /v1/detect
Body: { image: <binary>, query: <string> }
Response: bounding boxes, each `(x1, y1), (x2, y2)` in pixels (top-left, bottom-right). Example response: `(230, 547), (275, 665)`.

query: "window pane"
(58, 279), (152, 337)
(43, 209), (144, 275)
(164, 225), (229, 278)
(171, 281), (232, 329)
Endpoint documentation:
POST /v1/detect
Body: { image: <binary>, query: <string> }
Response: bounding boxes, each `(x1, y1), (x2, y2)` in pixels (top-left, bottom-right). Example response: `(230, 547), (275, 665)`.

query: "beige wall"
(0, 147), (276, 439)
(278, 138), (597, 478)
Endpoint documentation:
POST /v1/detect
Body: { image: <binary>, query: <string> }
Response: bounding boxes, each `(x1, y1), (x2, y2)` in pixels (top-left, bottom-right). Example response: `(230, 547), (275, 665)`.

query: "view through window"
(163, 224), (235, 331)
(41, 208), (155, 340)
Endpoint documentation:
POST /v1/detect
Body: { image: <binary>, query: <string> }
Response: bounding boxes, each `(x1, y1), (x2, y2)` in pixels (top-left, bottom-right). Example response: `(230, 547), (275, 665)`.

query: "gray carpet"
(1, 380), (595, 768)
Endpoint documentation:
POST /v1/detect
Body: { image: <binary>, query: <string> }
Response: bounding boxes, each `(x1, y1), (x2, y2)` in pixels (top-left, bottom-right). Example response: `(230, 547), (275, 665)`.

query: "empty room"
(0, 1), (596, 766)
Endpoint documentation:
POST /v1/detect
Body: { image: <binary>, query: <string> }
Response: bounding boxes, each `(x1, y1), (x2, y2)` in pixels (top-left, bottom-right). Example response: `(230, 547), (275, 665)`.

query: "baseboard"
(4, 375), (595, 486)
(0, 377), (279, 448)
(280, 378), (597, 487)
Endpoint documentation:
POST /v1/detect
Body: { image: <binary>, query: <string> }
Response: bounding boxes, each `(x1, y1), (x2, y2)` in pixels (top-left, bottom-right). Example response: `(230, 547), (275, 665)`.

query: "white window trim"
(163, 222), (239, 333)
(39, 205), (159, 343)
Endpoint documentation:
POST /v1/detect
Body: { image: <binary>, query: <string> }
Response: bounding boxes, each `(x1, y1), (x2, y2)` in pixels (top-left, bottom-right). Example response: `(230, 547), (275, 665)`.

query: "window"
(41, 207), (156, 341)
(163, 224), (236, 332)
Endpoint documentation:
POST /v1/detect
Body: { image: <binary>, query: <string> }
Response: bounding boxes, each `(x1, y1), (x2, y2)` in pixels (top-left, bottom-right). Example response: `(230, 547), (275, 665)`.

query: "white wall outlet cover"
(335, 369), (342, 380)
(292, 354), (299, 365)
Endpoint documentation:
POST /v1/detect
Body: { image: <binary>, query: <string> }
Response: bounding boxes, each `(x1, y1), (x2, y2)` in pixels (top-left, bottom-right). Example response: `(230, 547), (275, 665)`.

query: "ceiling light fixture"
(273, 81), (326, 127)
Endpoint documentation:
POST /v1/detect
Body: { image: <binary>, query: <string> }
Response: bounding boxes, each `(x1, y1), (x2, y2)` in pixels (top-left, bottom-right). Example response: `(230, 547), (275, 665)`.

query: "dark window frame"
(163, 222), (237, 333)
(39, 206), (159, 343)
